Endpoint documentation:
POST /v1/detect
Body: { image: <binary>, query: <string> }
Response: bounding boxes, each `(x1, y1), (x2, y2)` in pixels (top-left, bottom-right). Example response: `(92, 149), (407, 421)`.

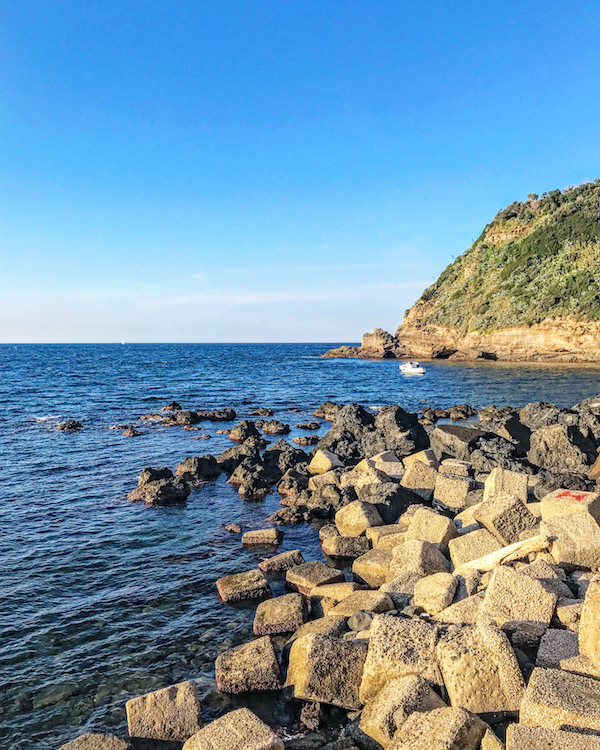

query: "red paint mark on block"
(556, 490), (589, 502)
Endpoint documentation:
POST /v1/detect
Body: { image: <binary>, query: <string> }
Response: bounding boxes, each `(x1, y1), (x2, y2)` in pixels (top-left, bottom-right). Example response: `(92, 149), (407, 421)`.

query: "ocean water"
(2, 342), (600, 749)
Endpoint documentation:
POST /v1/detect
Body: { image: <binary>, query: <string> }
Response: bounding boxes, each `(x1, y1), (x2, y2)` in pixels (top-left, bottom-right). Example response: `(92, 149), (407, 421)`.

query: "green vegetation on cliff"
(413, 180), (600, 334)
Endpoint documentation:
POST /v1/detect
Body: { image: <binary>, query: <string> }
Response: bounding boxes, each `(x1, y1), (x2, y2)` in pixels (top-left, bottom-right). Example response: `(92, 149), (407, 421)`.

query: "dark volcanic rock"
(130, 477), (190, 506)
(316, 403), (427, 464)
(449, 404), (477, 421)
(375, 406), (428, 457)
(533, 469), (597, 500)
(228, 420), (261, 443)
(122, 427), (142, 437)
(262, 419), (291, 435)
(264, 439), (307, 474)
(296, 421), (322, 430)
(217, 443), (261, 474)
(197, 407), (237, 422)
(57, 420), (83, 432)
(267, 506), (308, 525)
(478, 412), (532, 450)
(314, 401), (343, 421)
(429, 424), (490, 461)
(527, 423), (596, 474)
(251, 407), (274, 417)
(138, 467), (174, 486)
(357, 482), (423, 523)
(173, 410), (200, 426)
(293, 435), (320, 446)
(163, 401), (182, 411)
(277, 467), (310, 501)
(175, 455), (221, 482)
(469, 434), (532, 474)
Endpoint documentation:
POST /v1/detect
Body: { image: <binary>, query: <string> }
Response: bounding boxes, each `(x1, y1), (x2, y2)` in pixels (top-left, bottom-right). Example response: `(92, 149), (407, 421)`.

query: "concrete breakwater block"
(216, 569), (272, 602)
(359, 615), (442, 704)
(286, 633), (368, 710)
(241, 528), (284, 546)
(125, 680), (202, 743)
(519, 667), (600, 733)
(181, 708), (284, 750)
(358, 674), (446, 748)
(253, 593), (307, 636)
(215, 635), (282, 693)
(285, 560), (344, 595)
(389, 706), (486, 750)
(58, 735), (130, 750)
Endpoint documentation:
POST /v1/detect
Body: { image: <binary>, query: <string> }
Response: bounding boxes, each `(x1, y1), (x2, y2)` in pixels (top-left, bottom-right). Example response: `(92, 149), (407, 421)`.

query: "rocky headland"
(60, 394), (600, 749)
(324, 181), (600, 362)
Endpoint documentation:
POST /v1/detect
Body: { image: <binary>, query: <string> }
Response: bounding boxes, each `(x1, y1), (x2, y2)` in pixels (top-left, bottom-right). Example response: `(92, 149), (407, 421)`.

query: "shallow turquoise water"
(2, 343), (600, 749)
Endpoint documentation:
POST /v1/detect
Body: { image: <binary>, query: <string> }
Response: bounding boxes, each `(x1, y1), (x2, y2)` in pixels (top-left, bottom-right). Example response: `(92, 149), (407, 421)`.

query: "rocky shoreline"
(59, 396), (600, 750)
(323, 322), (600, 363)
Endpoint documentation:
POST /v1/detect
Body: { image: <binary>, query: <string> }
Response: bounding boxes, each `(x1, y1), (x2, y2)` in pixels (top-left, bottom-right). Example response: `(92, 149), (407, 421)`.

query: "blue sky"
(2, 1), (600, 342)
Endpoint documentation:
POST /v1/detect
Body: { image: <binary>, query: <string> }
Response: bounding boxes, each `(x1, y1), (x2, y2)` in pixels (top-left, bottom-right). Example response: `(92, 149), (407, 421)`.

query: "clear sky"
(2, 1), (600, 343)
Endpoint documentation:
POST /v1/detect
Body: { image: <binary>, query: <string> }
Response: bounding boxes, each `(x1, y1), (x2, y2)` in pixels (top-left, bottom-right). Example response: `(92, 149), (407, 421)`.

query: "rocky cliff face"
(324, 181), (600, 362)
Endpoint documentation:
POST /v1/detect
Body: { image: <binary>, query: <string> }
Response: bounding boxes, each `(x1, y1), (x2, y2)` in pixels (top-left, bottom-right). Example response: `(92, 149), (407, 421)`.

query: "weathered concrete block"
(286, 633), (368, 709)
(241, 528), (284, 546)
(125, 681), (202, 742)
(440, 458), (472, 477)
(554, 597), (584, 632)
(537, 628), (600, 677)
(367, 524), (407, 548)
(518, 559), (573, 599)
(505, 724), (600, 750)
(253, 593), (306, 636)
(473, 493), (538, 545)
(181, 708), (284, 750)
(434, 593), (484, 626)
(286, 614), (347, 644)
(58, 735), (130, 750)
(389, 706), (486, 750)
(215, 636), (282, 693)
(480, 566), (557, 634)
(359, 614), (442, 703)
(308, 469), (340, 491)
(310, 581), (361, 604)
(483, 467), (528, 504)
(308, 449), (343, 475)
(405, 507), (459, 552)
(335, 500), (384, 537)
(403, 448), (439, 470)
(388, 540), (449, 580)
(285, 561), (345, 596)
(520, 667), (600, 733)
(258, 549), (304, 573)
(413, 572), (458, 615)
(436, 621), (525, 713)
(400, 460), (438, 501)
(481, 728), (504, 750)
(434, 472), (473, 513)
(448, 528), (502, 568)
(380, 571), (423, 603)
(375, 532), (410, 551)
(216, 569), (271, 602)
(540, 487), (600, 523)
(579, 573), (600, 669)
(321, 534), (370, 558)
(352, 549), (393, 587)
(359, 675), (446, 749)
(542, 514), (600, 570)
(328, 590), (394, 617)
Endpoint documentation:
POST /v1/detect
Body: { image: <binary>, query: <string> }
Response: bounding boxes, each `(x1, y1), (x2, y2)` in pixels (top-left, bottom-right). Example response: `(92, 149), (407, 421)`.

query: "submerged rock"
(57, 420), (83, 432)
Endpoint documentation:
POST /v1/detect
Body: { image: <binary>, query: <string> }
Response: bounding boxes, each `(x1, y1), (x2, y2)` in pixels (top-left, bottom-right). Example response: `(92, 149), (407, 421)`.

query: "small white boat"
(399, 361), (426, 375)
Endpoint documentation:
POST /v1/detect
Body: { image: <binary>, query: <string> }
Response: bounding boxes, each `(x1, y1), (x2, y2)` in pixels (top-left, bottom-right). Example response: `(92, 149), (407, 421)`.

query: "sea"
(2, 343), (600, 749)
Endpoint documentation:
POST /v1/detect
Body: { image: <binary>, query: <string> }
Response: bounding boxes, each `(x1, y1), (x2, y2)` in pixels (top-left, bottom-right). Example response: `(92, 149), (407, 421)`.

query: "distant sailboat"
(121, 340), (126, 345)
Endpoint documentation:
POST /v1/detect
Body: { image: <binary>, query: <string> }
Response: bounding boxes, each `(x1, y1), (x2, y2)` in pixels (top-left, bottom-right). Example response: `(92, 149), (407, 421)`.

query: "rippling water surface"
(2, 343), (600, 749)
